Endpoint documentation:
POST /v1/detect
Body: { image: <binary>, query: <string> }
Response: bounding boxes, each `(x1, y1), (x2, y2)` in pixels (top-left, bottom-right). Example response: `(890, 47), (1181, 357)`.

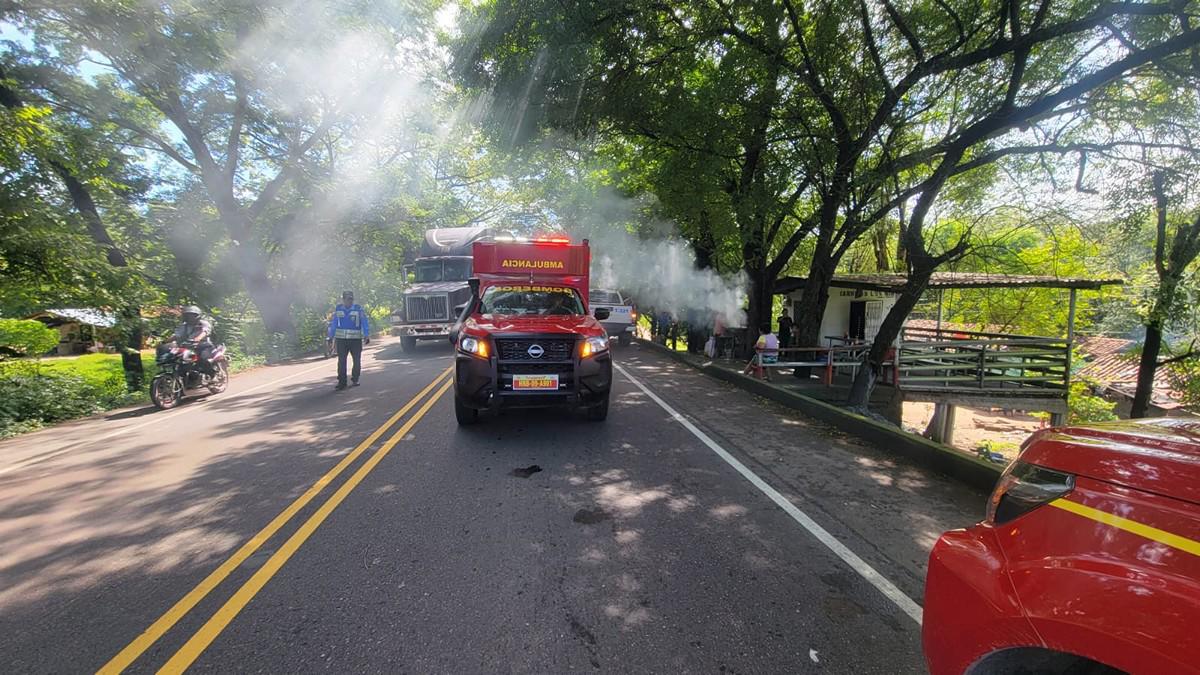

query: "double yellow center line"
(100, 366), (454, 674)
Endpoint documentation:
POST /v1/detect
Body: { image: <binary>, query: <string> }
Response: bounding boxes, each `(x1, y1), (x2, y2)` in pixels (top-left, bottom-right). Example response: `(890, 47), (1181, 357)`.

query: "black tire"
(618, 333), (631, 346)
(150, 374), (182, 410)
(454, 395), (479, 425)
(586, 394), (610, 421)
(207, 361), (229, 395)
(401, 336), (418, 352)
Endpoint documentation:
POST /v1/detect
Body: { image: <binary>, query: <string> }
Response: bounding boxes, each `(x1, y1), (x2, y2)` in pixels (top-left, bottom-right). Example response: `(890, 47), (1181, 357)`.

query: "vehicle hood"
(466, 313), (606, 336)
(1022, 418), (1200, 505)
(405, 281), (467, 294)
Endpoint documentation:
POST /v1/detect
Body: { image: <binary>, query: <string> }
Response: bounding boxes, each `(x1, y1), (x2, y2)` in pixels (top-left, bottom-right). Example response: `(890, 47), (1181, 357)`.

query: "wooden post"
(935, 289), (944, 337)
(1065, 288), (1077, 392)
(942, 404), (957, 446)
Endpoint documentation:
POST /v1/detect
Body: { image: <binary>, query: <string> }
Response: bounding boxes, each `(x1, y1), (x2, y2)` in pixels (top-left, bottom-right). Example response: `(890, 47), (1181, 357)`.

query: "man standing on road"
(327, 290), (370, 390)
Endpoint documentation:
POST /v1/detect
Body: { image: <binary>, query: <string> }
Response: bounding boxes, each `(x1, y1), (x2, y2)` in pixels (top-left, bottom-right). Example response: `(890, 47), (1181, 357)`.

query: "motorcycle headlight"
(459, 335), (490, 359)
(580, 336), (609, 358)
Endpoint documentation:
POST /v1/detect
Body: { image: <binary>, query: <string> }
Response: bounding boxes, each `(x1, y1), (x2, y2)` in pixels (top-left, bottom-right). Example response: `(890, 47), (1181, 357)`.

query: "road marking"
(97, 366), (452, 675)
(1051, 498), (1200, 558)
(0, 360), (332, 477)
(159, 377), (454, 672)
(614, 362), (925, 625)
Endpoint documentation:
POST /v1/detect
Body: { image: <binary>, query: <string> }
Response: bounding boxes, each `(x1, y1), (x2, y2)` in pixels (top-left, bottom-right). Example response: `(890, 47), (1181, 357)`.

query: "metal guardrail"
(898, 328), (1069, 392)
(743, 327), (1070, 395)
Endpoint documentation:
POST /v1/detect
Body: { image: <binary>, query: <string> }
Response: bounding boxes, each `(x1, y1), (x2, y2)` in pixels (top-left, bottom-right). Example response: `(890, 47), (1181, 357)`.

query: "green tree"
(0, 319), (59, 357)
(7, 0), (442, 338)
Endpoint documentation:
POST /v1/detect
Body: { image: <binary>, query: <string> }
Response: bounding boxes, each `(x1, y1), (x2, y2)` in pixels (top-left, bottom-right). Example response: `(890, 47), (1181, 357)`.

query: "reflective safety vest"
(328, 304), (369, 340)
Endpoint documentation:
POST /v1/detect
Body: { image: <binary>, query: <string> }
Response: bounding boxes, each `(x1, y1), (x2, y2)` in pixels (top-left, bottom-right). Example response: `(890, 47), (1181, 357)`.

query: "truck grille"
(497, 337), (574, 362)
(500, 362), (574, 375)
(406, 295), (448, 321)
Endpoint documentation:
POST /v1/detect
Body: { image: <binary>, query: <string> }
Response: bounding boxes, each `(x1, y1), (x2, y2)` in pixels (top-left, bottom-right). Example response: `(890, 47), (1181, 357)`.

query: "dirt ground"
(902, 402), (1046, 462)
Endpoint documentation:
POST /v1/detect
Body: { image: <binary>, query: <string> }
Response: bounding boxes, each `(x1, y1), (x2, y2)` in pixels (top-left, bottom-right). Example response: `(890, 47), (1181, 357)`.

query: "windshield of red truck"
(480, 285), (585, 316)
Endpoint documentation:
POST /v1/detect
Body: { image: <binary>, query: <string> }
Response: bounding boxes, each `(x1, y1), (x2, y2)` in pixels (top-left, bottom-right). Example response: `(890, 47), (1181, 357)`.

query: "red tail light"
(986, 461), (1075, 525)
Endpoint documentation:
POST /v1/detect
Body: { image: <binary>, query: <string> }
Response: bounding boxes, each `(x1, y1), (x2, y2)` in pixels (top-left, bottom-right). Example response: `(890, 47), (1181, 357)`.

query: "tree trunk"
(119, 306), (145, 391)
(1131, 321), (1163, 418)
(793, 251), (836, 348)
(228, 232), (296, 339)
(873, 224), (891, 272)
(848, 267), (931, 408)
(743, 265), (772, 358)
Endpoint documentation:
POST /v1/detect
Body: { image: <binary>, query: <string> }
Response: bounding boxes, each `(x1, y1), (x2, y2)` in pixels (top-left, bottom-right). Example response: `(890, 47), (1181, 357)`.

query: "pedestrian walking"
(327, 290), (370, 390)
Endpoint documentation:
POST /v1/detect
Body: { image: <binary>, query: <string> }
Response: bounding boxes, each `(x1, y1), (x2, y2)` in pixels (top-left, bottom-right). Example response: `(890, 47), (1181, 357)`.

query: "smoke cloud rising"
(559, 188), (747, 325)
(588, 234), (747, 327)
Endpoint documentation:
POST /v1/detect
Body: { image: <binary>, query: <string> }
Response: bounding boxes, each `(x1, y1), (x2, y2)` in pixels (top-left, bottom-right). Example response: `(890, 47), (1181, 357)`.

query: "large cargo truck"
(392, 226), (492, 351)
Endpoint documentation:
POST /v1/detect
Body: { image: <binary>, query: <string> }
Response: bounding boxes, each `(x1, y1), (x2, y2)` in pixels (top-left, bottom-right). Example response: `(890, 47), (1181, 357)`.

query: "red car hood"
(1022, 418), (1200, 505)
(467, 313), (605, 336)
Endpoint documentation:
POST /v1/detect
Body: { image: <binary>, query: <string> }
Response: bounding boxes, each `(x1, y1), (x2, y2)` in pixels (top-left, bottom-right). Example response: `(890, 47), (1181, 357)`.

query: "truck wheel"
(586, 395), (610, 422)
(618, 333), (631, 347)
(401, 336), (417, 352)
(455, 396), (479, 425)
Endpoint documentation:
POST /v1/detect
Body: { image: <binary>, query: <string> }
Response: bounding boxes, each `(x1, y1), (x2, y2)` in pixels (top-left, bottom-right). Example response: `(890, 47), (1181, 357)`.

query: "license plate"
(512, 374), (559, 390)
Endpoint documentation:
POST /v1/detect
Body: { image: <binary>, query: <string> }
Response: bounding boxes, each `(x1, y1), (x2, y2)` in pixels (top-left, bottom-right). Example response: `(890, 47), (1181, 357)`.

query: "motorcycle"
(150, 341), (230, 409)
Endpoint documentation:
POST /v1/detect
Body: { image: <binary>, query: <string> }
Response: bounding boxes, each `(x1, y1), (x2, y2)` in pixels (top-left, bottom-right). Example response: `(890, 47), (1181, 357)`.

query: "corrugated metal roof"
(777, 272), (1123, 294)
(31, 309), (118, 327)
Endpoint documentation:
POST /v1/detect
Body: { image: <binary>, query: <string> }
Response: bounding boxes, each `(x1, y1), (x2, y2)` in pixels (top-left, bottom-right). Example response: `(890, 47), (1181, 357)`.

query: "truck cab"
(453, 237), (613, 424)
(393, 227), (491, 351)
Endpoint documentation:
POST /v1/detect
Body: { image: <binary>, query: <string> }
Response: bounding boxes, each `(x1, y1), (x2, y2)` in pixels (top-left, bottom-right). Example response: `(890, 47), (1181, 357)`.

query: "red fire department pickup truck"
(452, 236), (613, 424)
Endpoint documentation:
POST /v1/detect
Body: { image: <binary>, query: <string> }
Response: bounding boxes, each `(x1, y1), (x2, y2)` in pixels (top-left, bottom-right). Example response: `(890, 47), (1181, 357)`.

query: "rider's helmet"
(182, 305), (202, 324)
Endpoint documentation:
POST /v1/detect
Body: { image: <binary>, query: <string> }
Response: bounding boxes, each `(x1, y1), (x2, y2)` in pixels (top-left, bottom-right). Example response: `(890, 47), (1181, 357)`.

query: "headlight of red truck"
(459, 335), (490, 359)
(580, 336), (609, 358)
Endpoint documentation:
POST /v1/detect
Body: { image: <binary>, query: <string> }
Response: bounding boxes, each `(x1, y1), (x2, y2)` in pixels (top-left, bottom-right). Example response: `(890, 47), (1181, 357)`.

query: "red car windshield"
(480, 285), (585, 316)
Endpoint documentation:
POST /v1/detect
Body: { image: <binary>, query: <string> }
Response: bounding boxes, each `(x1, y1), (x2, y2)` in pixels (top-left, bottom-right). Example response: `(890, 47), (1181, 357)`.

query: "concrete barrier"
(634, 338), (1002, 492)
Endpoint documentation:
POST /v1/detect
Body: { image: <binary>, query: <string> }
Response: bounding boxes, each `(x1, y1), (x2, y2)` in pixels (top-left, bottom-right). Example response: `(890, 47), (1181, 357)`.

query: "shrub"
(0, 319), (59, 357)
(1067, 379), (1119, 424)
(0, 359), (143, 438)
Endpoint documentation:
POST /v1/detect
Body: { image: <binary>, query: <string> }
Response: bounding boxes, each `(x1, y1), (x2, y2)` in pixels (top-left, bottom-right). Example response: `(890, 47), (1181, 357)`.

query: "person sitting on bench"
(744, 323), (779, 380)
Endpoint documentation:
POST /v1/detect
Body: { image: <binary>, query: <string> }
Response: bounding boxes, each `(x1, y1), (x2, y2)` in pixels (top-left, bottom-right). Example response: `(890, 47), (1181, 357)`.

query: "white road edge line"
(0, 360), (331, 477)
(614, 362), (924, 625)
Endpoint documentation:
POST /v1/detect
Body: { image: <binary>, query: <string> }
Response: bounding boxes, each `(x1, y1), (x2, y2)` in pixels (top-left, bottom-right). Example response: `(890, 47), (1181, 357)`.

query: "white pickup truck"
(589, 289), (636, 346)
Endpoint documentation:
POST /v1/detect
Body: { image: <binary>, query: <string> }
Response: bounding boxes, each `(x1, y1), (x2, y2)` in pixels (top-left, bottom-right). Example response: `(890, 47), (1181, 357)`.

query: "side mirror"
(594, 307), (611, 321)
(468, 277), (480, 298)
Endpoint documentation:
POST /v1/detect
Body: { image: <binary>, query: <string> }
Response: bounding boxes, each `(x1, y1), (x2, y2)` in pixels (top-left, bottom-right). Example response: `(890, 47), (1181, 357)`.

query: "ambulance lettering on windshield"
(500, 259), (565, 270)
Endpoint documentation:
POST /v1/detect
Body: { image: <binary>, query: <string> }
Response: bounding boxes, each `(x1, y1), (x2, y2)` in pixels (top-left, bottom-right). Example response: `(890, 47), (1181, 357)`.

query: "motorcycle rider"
(171, 305), (216, 374)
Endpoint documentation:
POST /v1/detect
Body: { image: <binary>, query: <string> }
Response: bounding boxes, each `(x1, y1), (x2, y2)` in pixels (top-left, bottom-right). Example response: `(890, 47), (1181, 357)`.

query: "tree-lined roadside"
(3, 0), (1200, 427)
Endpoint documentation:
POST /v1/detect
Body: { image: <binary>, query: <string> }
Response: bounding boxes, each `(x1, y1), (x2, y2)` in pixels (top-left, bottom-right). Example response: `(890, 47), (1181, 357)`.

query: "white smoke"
(588, 234), (748, 326)
(557, 185), (747, 326)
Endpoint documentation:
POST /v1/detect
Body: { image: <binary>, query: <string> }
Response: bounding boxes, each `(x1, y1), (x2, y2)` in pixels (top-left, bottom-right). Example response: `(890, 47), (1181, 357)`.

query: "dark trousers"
(336, 338), (363, 385)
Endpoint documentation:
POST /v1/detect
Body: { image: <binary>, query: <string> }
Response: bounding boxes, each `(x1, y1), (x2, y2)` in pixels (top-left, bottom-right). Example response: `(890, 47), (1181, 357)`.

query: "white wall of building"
(786, 287), (901, 345)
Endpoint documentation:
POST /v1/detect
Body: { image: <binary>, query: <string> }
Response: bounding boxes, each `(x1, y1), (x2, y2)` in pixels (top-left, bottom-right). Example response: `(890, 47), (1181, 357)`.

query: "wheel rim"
(155, 376), (179, 407)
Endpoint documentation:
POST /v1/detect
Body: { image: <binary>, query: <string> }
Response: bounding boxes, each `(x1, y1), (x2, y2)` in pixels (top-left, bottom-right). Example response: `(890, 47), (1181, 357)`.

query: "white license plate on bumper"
(512, 374), (559, 391)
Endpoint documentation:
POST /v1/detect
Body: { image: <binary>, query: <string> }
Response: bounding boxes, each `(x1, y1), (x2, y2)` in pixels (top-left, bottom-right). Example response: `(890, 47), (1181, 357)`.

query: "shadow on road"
(0, 348), (454, 671)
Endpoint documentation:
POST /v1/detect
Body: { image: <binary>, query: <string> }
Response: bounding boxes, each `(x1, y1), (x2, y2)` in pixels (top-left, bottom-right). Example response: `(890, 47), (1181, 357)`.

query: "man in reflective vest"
(327, 290), (371, 390)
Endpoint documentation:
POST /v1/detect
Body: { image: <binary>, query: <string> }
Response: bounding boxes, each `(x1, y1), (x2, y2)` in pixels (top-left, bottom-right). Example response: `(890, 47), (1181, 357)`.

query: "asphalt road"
(0, 337), (987, 674)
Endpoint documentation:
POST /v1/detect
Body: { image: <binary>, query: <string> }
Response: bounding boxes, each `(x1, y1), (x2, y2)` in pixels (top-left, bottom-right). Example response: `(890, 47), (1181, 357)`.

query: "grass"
(32, 352), (159, 380)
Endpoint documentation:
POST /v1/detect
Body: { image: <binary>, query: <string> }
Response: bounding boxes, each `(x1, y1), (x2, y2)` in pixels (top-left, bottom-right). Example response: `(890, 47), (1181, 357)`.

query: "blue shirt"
(328, 304), (369, 339)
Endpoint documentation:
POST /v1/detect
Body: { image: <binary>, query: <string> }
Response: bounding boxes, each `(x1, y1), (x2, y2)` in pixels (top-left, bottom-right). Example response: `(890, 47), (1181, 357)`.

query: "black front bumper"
(454, 335), (612, 412)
